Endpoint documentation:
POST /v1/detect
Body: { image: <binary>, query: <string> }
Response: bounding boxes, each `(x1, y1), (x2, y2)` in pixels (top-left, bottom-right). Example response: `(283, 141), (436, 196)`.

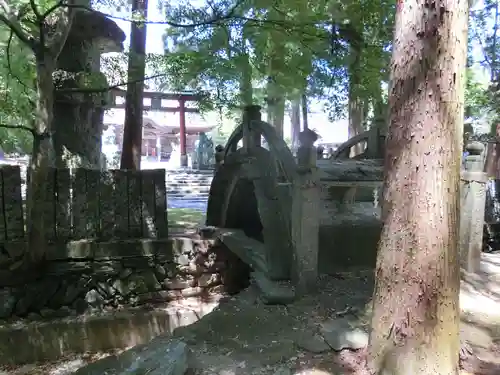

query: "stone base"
(0, 296), (221, 365)
(180, 154), (188, 167)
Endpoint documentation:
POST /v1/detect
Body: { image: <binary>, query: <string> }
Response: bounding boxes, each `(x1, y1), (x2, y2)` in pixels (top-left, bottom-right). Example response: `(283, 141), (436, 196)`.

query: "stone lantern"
(52, 10), (126, 169)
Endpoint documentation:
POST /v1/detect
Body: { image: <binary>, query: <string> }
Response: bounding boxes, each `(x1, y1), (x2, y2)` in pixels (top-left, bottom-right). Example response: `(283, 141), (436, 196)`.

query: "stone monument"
(194, 132), (214, 170)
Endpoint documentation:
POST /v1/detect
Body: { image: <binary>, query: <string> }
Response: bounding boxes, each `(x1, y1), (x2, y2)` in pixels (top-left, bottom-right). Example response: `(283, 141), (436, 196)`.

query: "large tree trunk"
(26, 58), (57, 265)
(239, 26), (253, 107)
(368, 0), (468, 374)
(290, 97), (301, 152)
(265, 25), (286, 138)
(266, 76), (285, 137)
(348, 40), (365, 157)
(120, 0), (148, 169)
(239, 50), (253, 106)
(301, 93), (309, 130)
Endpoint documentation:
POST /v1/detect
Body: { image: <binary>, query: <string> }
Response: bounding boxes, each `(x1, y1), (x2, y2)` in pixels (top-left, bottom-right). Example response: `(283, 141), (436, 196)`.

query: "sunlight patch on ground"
(168, 208), (205, 229)
(295, 370), (335, 375)
(460, 287), (500, 320)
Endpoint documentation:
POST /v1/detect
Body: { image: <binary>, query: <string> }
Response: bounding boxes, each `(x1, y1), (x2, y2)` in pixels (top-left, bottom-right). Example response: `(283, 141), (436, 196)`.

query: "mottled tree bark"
(120, 0), (148, 169)
(348, 57), (365, 156)
(239, 25), (253, 108)
(240, 51), (253, 107)
(368, 0), (468, 374)
(301, 94), (309, 130)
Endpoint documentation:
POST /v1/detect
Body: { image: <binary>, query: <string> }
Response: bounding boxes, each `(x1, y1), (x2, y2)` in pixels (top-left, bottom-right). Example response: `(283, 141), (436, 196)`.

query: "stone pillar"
(291, 129), (320, 296)
(460, 142), (487, 273)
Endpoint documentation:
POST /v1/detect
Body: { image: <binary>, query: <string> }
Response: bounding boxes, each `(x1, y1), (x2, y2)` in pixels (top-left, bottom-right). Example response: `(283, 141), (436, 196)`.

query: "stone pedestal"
(291, 129), (320, 296)
(180, 154), (188, 168)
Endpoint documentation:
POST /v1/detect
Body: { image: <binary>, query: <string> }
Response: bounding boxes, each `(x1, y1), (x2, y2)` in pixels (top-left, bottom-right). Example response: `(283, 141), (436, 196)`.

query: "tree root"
(333, 342), (480, 375)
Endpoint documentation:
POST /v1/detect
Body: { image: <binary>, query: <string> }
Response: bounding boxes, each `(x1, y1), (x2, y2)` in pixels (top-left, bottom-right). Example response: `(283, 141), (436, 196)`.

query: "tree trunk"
(368, 0), (468, 374)
(372, 82), (387, 129)
(266, 76), (285, 137)
(120, 0), (148, 169)
(301, 94), (309, 130)
(348, 92), (365, 156)
(265, 25), (285, 138)
(26, 58), (56, 265)
(273, 99), (285, 138)
(238, 25), (253, 108)
(348, 42), (365, 157)
(291, 97), (301, 152)
(239, 50), (253, 106)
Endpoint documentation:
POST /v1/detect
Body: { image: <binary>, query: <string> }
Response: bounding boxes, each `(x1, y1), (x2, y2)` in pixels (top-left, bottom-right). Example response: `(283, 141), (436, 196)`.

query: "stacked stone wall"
(0, 238), (233, 322)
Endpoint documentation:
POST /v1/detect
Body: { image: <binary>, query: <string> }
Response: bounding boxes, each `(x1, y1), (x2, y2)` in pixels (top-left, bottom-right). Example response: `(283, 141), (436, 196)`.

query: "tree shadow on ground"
(174, 271), (375, 375)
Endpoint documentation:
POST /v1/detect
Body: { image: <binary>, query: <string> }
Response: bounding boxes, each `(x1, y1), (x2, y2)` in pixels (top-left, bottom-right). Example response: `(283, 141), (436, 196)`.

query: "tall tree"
(120, 0), (148, 169)
(368, 0), (468, 374)
(290, 96), (301, 151)
(0, 0), (80, 265)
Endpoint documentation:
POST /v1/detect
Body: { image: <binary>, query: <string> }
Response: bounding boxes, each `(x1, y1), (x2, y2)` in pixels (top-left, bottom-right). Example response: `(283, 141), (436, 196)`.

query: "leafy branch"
(0, 123), (37, 137)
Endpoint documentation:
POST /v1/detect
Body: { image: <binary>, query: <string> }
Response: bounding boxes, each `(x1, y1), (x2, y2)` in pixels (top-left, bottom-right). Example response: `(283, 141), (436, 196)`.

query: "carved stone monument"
(53, 10), (126, 169)
(194, 132), (214, 170)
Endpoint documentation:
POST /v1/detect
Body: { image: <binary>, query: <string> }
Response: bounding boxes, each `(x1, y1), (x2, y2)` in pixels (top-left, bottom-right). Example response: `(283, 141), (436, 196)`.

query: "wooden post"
(179, 99), (187, 167)
(460, 141), (487, 273)
(291, 129), (320, 296)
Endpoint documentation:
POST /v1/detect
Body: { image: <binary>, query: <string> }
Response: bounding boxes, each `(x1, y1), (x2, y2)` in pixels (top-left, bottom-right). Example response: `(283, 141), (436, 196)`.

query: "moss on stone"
(53, 70), (109, 105)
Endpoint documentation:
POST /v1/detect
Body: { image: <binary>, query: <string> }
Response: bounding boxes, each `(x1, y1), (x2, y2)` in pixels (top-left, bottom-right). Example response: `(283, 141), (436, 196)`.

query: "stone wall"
(0, 237), (237, 322)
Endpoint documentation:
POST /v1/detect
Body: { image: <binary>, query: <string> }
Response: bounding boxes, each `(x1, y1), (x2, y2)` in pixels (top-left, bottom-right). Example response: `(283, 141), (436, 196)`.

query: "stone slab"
(72, 337), (188, 375)
(216, 229), (268, 274)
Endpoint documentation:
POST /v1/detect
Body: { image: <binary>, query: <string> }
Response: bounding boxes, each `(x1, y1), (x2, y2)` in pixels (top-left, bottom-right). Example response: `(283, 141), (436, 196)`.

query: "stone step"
(168, 194), (210, 199)
(166, 169), (214, 175)
(167, 179), (213, 183)
(167, 180), (213, 186)
(167, 183), (212, 189)
(167, 191), (210, 197)
(167, 174), (213, 179)
(167, 182), (212, 187)
(167, 184), (211, 188)
(167, 175), (214, 180)
(168, 192), (210, 197)
(167, 197), (208, 202)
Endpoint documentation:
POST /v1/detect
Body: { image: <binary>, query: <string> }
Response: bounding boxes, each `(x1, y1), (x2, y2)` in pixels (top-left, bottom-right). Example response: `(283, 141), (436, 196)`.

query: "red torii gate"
(108, 88), (203, 167)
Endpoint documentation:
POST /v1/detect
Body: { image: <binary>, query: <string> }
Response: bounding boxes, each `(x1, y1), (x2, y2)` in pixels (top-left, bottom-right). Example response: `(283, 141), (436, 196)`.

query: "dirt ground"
(175, 270), (500, 375)
(3, 268), (500, 375)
